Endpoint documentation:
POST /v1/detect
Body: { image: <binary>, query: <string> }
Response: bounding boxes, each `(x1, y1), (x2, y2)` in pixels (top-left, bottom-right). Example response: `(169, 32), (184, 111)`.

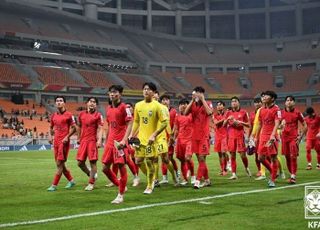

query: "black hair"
(126, 102), (133, 107)
(305, 107), (315, 116)
(264, 90), (277, 100)
(142, 82), (157, 92)
(55, 95), (66, 103)
(160, 94), (170, 101)
(86, 97), (99, 105)
(285, 95), (295, 101)
(216, 100), (225, 106)
(231, 96), (240, 102)
(179, 99), (189, 105)
(108, 85), (123, 94)
(253, 98), (262, 103)
(193, 86), (205, 93)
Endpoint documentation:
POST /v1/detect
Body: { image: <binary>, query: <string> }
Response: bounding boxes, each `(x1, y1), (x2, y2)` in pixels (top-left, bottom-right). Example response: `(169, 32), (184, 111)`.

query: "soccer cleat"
(159, 176), (169, 184)
(84, 183), (94, 191)
(193, 180), (201, 189)
(65, 181), (75, 189)
(280, 172), (286, 180)
(179, 180), (188, 186)
(153, 179), (160, 188)
(200, 179), (212, 188)
(268, 180), (276, 188)
(143, 188), (153, 195)
(105, 182), (115, 187)
(47, 185), (57, 192)
(306, 164), (312, 170)
(111, 194), (124, 204)
(245, 168), (252, 177)
(255, 175), (266, 181)
(190, 176), (196, 185)
(288, 178), (296, 184)
(132, 176), (140, 187)
(228, 174), (238, 180)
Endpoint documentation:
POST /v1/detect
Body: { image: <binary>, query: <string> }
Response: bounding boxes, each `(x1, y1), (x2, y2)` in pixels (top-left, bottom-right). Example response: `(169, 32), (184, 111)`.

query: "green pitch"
(0, 144), (319, 230)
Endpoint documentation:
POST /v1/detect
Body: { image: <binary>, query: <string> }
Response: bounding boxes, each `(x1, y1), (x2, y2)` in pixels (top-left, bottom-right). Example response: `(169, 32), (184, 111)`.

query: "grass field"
(0, 143), (319, 230)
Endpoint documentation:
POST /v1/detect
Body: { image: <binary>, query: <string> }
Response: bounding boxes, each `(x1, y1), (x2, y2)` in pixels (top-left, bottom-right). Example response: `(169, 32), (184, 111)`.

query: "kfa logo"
(305, 186), (320, 219)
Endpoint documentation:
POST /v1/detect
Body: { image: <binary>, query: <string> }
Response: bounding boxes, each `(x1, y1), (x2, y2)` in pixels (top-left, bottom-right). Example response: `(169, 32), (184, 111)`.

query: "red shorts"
(127, 146), (135, 157)
(102, 145), (128, 165)
(306, 139), (320, 152)
(257, 139), (278, 156)
(214, 137), (228, 153)
(175, 140), (192, 160)
(192, 138), (210, 155)
(77, 141), (98, 161)
(168, 145), (174, 156)
(281, 139), (299, 156)
(53, 142), (70, 161)
(228, 137), (246, 153)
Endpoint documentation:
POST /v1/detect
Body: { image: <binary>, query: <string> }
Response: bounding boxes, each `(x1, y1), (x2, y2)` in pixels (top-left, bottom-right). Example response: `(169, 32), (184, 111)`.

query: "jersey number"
(142, 117), (148, 124)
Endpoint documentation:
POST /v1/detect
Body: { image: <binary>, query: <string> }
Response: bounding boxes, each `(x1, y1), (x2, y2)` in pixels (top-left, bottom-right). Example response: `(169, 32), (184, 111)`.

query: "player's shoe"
(47, 185), (57, 192)
(255, 175), (266, 181)
(153, 179), (160, 188)
(132, 176), (140, 187)
(245, 168), (252, 177)
(200, 179), (212, 188)
(65, 181), (75, 189)
(85, 183), (94, 191)
(111, 194), (124, 204)
(180, 180), (188, 186)
(288, 177), (296, 184)
(105, 182), (115, 187)
(228, 174), (238, 180)
(280, 172), (286, 179)
(193, 180), (201, 189)
(316, 164), (320, 170)
(159, 175), (169, 184)
(306, 164), (312, 170)
(268, 180), (276, 188)
(190, 176), (196, 185)
(143, 188), (153, 195)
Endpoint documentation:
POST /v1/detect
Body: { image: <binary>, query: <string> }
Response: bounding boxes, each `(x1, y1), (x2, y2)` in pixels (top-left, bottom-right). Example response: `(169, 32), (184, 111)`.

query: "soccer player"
(224, 96), (251, 180)
(152, 91), (178, 186)
(130, 82), (169, 194)
(213, 101), (228, 176)
(47, 96), (77, 192)
(173, 99), (195, 185)
(102, 85), (133, 204)
(76, 97), (103, 191)
(185, 86), (213, 189)
(304, 107), (320, 170)
(280, 95), (307, 184)
(248, 97), (263, 177)
(255, 91), (281, 187)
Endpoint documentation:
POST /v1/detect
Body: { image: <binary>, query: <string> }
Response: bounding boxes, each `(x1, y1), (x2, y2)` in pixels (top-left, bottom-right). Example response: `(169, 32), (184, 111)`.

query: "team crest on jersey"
(148, 110), (153, 117)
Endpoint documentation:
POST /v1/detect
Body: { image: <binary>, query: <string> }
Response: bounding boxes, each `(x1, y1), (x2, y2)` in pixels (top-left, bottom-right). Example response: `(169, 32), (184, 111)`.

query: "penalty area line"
(0, 181), (319, 228)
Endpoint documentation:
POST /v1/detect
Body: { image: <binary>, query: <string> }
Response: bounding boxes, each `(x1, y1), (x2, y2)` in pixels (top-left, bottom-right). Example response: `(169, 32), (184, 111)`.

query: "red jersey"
(259, 104), (281, 138)
(190, 101), (212, 140)
(106, 102), (133, 147)
(169, 107), (177, 129)
(175, 114), (193, 143)
(225, 109), (249, 138)
(78, 110), (104, 142)
(51, 111), (75, 144)
(213, 112), (227, 139)
(281, 108), (304, 141)
(305, 115), (320, 140)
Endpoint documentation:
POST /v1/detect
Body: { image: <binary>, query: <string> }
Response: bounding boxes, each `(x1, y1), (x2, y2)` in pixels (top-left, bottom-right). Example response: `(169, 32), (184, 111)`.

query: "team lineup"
(47, 82), (320, 204)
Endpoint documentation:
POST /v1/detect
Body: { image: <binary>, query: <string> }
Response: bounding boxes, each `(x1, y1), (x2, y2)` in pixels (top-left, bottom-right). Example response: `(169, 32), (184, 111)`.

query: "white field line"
(0, 181), (319, 228)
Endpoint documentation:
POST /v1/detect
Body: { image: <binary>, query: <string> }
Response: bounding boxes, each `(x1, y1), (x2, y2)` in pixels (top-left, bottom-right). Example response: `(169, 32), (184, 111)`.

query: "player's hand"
(62, 136), (69, 144)
(168, 136), (175, 146)
(198, 93), (205, 102)
(117, 140), (126, 149)
(266, 135), (275, 147)
(233, 120), (239, 126)
(191, 91), (197, 102)
(48, 137), (53, 145)
(96, 140), (101, 148)
(148, 134), (156, 145)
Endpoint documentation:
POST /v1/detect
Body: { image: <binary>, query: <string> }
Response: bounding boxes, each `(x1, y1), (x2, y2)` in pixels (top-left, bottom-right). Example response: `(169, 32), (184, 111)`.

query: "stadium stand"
(0, 63), (31, 84)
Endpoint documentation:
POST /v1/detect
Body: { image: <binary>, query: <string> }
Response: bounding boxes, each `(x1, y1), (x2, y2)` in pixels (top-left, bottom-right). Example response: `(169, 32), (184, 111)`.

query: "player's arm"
(184, 98), (194, 115)
(297, 117), (307, 145)
(62, 123), (77, 144)
(267, 119), (280, 146)
(198, 93), (213, 116)
(130, 106), (139, 138)
(48, 124), (54, 144)
(77, 116), (82, 144)
(119, 119), (133, 148)
(149, 119), (169, 145)
(96, 115), (104, 147)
